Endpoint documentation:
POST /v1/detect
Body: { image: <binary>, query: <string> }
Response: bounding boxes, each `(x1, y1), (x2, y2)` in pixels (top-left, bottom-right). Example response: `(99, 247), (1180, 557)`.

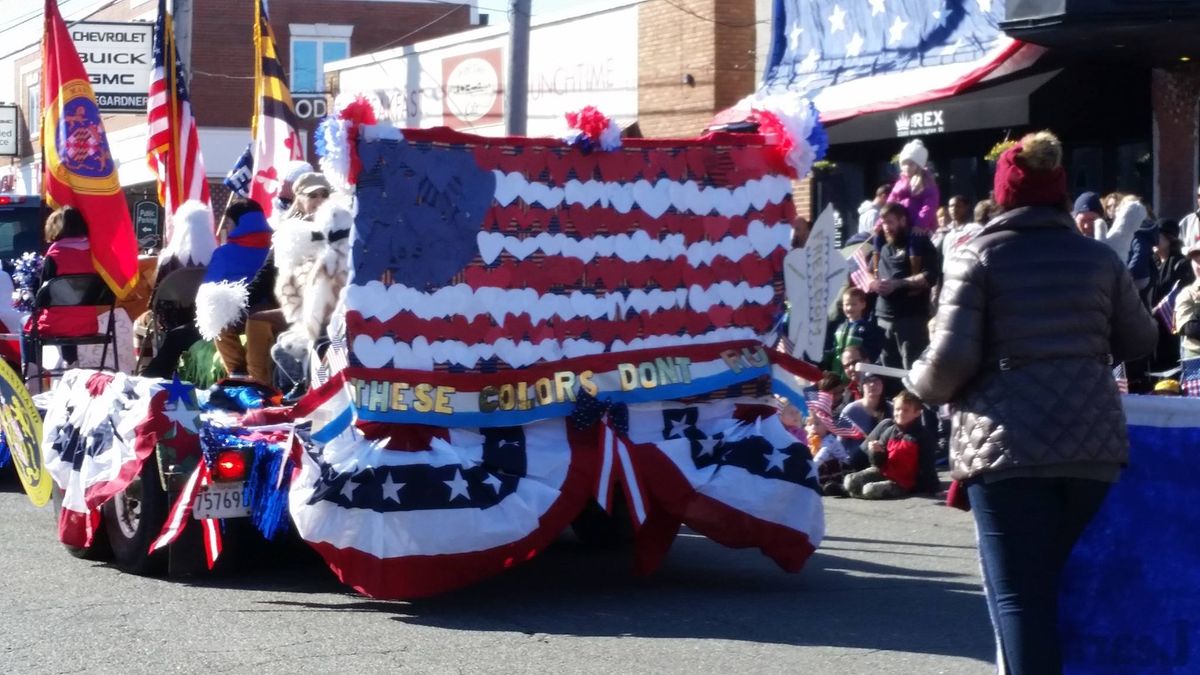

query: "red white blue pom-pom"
(562, 106), (622, 153)
(316, 92), (389, 192)
(747, 96), (828, 179)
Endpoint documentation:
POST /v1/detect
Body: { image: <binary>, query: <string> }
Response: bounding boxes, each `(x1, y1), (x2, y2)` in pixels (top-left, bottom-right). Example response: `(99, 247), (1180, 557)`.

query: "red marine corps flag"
(249, 0), (304, 218)
(41, 0), (139, 298)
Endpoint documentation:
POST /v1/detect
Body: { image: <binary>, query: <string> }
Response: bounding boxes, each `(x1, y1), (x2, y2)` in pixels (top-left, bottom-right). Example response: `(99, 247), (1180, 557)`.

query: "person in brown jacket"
(905, 131), (1158, 675)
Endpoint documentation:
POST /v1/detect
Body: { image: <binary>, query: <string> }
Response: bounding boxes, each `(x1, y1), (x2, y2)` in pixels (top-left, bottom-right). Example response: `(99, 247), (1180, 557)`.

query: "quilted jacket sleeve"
(1109, 255), (1160, 364)
(904, 249), (987, 405)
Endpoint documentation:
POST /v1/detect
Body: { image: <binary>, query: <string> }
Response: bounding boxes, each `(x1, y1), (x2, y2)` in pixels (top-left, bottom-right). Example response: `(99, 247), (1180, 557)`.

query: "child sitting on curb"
(807, 413), (852, 497)
(843, 391), (930, 500)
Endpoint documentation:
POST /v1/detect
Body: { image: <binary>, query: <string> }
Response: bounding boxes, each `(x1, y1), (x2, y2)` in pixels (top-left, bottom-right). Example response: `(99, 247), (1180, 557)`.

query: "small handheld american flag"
(1153, 282), (1182, 334)
(1181, 357), (1200, 397)
(849, 244), (875, 292)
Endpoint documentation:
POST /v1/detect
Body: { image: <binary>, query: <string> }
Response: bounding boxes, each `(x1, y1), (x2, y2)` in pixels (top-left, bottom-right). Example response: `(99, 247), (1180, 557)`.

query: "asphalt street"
(0, 469), (993, 674)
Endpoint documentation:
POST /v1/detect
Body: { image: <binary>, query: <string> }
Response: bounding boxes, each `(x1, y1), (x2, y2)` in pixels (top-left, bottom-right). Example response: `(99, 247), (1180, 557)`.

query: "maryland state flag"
(41, 0), (138, 298)
(249, 0), (304, 219)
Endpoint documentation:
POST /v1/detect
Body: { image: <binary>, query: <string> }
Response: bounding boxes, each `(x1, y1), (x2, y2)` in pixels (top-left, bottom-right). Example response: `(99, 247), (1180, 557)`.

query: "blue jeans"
(968, 476), (1112, 675)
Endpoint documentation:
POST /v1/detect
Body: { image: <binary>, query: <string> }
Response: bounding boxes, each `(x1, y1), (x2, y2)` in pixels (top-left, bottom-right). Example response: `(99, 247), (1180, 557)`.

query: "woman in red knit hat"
(903, 131), (1159, 674)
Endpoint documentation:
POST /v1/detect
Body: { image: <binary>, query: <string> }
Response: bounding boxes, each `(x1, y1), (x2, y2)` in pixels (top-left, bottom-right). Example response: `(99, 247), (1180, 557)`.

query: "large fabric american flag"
(146, 0), (210, 231)
(741, 0), (1043, 123)
(343, 128), (797, 426)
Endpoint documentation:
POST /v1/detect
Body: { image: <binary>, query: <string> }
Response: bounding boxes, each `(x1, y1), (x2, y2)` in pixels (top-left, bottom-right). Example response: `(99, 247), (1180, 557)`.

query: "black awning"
(825, 69), (1063, 145)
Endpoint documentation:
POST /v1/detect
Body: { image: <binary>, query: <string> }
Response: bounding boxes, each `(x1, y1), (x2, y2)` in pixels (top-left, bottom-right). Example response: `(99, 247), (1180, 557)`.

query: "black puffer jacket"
(905, 206), (1158, 480)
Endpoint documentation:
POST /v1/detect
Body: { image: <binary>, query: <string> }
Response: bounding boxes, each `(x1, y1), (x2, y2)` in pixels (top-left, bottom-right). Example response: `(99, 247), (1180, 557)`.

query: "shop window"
(1115, 142), (1152, 202)
(289, 25), (352, 94)
(1069, 147), (1104, 197)
(25, 77), (39, 141)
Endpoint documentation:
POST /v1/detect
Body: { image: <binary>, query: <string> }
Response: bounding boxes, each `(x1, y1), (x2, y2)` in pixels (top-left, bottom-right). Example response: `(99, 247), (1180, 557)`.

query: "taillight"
(213, 451), (247, 481)
(0, 196), (22, 205)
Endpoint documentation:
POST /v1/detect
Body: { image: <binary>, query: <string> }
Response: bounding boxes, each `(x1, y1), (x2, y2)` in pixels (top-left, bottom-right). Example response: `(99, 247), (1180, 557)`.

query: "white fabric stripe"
(476, 222), (791, 266)
(346, 281), (778, 325)
(289, 419), (572, 558)
(614, 436), (646, 525)
(350, 327), (758, 370)
(149, 463), (202, 552)
(493, 171), (793, 218)
(597, 427), (615, 510)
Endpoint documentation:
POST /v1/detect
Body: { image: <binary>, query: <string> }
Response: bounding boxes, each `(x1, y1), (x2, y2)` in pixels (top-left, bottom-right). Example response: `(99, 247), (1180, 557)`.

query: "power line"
(0, 0), (123, 63)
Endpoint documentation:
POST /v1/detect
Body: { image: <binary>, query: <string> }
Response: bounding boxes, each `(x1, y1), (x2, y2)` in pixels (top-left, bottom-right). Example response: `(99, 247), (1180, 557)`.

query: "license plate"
(193, 482), (250, 519)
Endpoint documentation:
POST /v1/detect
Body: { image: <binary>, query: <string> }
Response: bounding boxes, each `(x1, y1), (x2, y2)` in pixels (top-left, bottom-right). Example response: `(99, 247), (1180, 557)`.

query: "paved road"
(0, 470), (993, 674)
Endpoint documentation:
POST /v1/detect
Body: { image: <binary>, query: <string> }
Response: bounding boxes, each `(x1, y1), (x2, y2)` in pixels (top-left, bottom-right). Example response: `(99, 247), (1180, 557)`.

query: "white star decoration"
(482, 472), (503, 493)
(381, 474), (404, 503)
(162, 404), (197, 432)
(828, 5), (847, 33)
(667, 418), (691, 439)
(888, 15), (909, 45)
(977, 0), (992, 13)
(445, 469), (471, 501)
(763, 447), (790, 473)
(697, 438), (722, 458)
(800, 48), (820, 72)
(806, 460), (819, 481)
(846, 32), (865, 57)
(340, 477), (358, 501)
(789, 24), (803, 51)
(869, 0), (886, 16)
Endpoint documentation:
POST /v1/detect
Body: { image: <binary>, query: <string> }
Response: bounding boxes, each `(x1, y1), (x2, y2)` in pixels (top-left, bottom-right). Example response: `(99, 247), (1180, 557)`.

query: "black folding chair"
(149, 266), (206, 353)
(23, 274), (119, 382)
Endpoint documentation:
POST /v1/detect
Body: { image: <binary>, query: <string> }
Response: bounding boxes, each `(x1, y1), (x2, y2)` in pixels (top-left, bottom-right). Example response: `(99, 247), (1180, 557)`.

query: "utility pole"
(504, 0), (532, 136)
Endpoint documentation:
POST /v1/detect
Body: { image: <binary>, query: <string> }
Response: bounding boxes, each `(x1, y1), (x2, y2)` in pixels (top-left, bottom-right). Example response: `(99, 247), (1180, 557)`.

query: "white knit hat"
(898, 139), (929, 169)
(281, 160), (315, 186)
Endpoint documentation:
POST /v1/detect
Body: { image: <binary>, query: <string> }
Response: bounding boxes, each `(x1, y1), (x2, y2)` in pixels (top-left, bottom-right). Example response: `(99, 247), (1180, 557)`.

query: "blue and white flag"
(223, 143), (254, 199)
(737, 0), (1043, 123)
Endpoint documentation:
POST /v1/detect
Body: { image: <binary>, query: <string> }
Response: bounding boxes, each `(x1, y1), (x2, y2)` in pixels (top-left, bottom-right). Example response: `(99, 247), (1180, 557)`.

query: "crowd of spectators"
(788, 136), (1200, 500)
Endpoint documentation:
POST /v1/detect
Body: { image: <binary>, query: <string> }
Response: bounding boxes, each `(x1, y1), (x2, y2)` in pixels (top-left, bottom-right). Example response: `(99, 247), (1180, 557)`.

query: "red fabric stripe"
(347, 305), (779, 344)
(485, 201), (794, 239)
(459, 251), (785, 292)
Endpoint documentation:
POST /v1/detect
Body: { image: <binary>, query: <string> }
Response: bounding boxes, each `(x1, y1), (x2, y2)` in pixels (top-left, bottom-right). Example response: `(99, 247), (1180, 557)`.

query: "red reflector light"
(0, 196), (15, 205)
(213, 451), (247, 481)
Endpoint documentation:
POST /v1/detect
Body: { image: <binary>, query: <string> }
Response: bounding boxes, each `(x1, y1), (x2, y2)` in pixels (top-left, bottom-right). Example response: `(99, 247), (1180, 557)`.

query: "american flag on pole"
(248, 0), (304, 219)
(849, 243), (874, 292)
(805, 390), (862, 440)
(1181, 357), (1200, 397)
(721, 0), (1043, 125)
(1154, 281), (1183, 334)
(1113, 363), (1129, 395)
(147, 0), (210, 235)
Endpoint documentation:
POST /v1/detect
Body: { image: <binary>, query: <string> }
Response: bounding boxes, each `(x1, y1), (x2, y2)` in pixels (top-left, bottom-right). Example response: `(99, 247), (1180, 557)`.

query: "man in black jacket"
(867, 202), (941, 370)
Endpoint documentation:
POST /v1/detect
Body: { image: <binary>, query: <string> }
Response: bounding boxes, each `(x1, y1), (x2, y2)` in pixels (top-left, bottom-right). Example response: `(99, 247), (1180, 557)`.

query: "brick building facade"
(2, 0), (477, 202)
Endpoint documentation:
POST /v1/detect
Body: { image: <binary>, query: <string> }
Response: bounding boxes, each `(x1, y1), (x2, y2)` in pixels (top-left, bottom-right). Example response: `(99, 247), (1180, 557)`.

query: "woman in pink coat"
(888, 139), (940, 236)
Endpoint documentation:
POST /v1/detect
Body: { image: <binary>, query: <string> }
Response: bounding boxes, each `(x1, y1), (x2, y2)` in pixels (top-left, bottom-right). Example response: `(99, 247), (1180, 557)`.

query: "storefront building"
(0, 0), (479, 248)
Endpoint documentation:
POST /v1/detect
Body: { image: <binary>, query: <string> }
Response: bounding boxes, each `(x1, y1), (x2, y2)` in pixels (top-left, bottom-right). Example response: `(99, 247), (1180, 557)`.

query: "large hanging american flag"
(736, 0), (1043, 123)
(146, 0), (210, 232)
(343, 128), (798, 427)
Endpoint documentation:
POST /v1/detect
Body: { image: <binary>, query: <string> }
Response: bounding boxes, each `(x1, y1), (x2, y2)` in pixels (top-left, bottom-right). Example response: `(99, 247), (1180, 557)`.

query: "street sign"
(134, 200), (161, 250)
(0, 106), (17, 156)
(71, 22), (154, 113)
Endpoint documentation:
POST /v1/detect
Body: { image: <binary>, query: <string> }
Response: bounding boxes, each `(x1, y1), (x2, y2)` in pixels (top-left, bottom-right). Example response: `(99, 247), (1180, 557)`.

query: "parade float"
(3, 96), (840, 599)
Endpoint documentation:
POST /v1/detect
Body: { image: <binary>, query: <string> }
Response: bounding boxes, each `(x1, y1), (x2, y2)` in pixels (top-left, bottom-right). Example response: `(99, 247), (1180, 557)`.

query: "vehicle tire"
(102, 453), (168, 575)
(570, 489), (634, 549)
(50, 484), (112, 561)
